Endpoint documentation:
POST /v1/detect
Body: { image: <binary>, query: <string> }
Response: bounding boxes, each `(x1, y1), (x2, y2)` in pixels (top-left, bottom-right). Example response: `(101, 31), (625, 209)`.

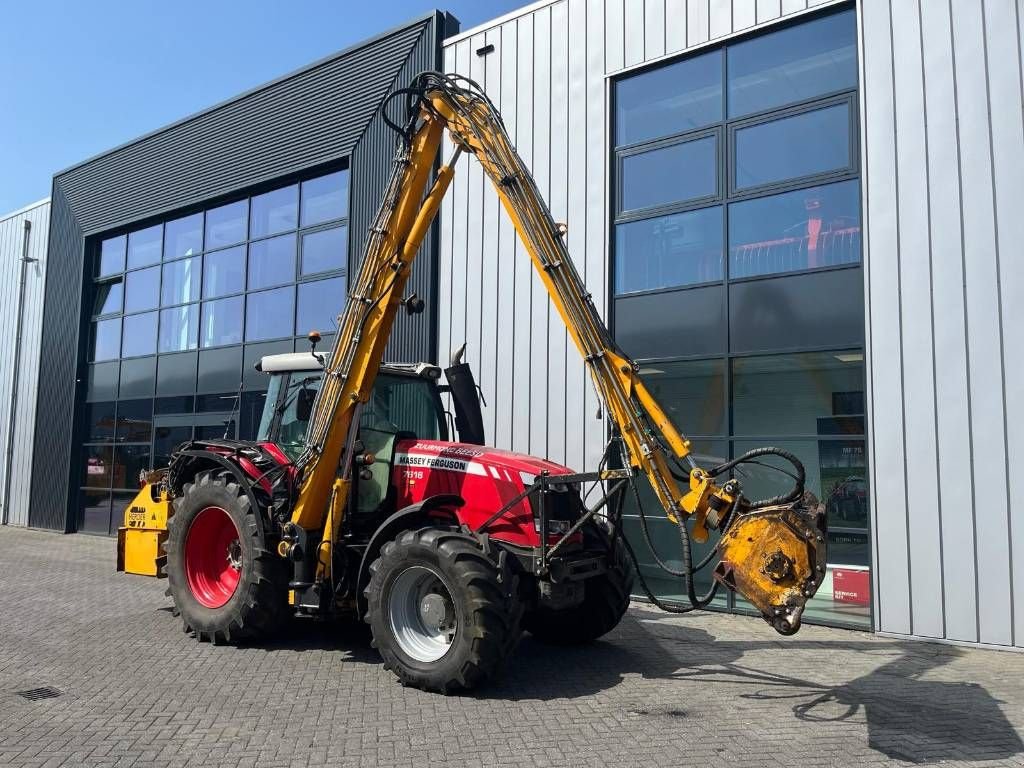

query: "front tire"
(524, 527), (634, 645)
(364, 528), (521, 693)
(164, 471), (288, 643)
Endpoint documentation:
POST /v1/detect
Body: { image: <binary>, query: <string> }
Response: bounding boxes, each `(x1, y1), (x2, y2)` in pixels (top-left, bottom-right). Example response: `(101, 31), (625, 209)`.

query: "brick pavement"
(0, 526), (1022, 767)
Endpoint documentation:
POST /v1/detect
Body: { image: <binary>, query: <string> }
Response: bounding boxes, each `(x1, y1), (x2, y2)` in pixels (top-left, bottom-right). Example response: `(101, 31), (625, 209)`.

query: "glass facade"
(79, 168), (349, 535)
(612, 8), (868, 628)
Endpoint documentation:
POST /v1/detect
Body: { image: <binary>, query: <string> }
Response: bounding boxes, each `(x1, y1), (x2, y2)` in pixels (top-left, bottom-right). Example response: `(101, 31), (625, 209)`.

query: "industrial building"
(1, 0), (1021, 651)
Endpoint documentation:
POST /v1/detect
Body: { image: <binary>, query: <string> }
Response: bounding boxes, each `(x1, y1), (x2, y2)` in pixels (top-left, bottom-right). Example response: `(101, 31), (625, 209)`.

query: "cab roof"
(256, 352), (440, 379)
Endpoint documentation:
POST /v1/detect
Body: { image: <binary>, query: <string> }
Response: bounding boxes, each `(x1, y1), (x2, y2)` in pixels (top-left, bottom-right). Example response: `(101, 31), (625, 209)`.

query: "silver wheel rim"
(388, 565), (457, 663)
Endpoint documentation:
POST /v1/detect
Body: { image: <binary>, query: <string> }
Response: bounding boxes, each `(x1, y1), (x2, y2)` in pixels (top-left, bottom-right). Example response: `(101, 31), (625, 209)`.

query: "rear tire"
(364, 528), (521, 693)
(524, 527), (634, 645)
(164, 471), (288, 643)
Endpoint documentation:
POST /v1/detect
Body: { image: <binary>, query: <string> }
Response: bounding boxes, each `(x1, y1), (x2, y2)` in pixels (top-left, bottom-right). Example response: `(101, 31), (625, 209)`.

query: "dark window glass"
(297, 277), (344, 337)
(115, 399), (153, 443)
(156, 352), (198, 396)
(300, 226), (347, 276)
(93, 279), (123, 316)
(124, 266), (160, 313)
(98, 235), (126, 277)
(153, 425), (193, 468)
(196, 392), (238, 412)
(246, 287), (294, 341)
(248, 233), (295, 289)
(621, 135), (717, 213)
(239, 391), (268, 440)
(203, 246), (245, 298)
(113, 445), (150, 489)
(127, 224), (162, 269)
(615, 206), (723, 294)
(159, 304), (199, 353)
(251, 185), (298, 239)
(731, 351), (864, 436)
(616, 49), (723, 146)
(87, 363), (119, 401)
(79, 488), (111, 534)
(735, 103), (850, 190)
(121, 311), (158, 358)
(637, 358), (727, 436)
(728, 179), (861, 279)
(196, 421), (236, 440)
(161, 256), (201, 306)
(163, 213), (203, 260)
(243, 340), (293, 389)
(205, 200), (248, 250)
(198, 349), (243, 395)
(83, 445), (113, 488)
(83, 402), (116, 441)
(301, 171), (349, 226)
(201, 296), (244, 348)
(92, 318), (121, 361)
(727, 9), (857, 118)
(154, 395), (194, 414)
(119, 357), (156, 399)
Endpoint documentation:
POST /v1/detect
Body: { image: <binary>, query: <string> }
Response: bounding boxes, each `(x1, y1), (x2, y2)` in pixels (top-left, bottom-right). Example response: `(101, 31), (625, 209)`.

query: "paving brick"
(0, 527), (1022, 766)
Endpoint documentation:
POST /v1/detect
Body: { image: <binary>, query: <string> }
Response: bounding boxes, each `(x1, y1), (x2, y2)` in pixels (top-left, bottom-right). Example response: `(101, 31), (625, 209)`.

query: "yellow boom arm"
(290, 73), (826, 632)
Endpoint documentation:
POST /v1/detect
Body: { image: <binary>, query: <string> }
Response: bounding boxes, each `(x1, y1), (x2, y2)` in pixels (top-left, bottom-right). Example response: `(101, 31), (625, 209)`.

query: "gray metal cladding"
(30, 15), (446, 532)
(0, 200), (49, 528)
(861, 0), (1024, 649)
(439, 0), (841, 472)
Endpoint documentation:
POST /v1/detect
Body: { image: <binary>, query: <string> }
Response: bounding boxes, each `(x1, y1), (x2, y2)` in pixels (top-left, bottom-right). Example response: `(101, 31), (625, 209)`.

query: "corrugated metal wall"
(30, 15), (445, 531)
(438, 0), (842, 472)
(0, 200), (49, 528)
(861, 0), (1024, 649)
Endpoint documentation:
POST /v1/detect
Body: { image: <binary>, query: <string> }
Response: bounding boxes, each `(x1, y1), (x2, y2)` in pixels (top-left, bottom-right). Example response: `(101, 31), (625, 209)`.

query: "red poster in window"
(833, 568), (870, 605)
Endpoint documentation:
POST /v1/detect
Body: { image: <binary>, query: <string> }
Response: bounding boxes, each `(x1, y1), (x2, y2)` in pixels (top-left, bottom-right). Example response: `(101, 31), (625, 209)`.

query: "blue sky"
(0, 1), (525, 212)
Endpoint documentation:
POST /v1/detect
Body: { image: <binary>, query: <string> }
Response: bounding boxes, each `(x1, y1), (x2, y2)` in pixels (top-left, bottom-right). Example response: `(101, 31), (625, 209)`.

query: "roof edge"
(443, 0), (559, 45)
(1, 197), (51, 222)
(54, 10), (444, 180)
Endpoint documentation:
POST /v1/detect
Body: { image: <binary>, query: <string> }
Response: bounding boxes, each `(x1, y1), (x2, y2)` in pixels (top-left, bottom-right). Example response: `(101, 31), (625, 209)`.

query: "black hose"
(708, 446), (806, 509)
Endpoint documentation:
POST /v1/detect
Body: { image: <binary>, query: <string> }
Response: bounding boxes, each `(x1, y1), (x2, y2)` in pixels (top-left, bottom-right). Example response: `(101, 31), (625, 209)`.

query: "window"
(201, 296), (244, 348)
(728, 179), (861, 279)
(251, 185), (298, 239)
(248, 234), (295, 290)
(92, 318), (121, 361)
(246, 287), (294, 341)
(616, 50), (723, 146)
(124, 266), (159, 313)
(127, 225), (162, 268)
(203, 246), (245, 298)
(297, 277), (344, 336)
(98, 235), (126, 277)
(615, 206), (723, 294)
(300, 226), (347, 276)
(163, 213), (203, 260)
(161, 257), (201, 306)
(93, 279), (123, 316)
(121, 312), (158, 358)
(159, 304), (199, 353)
(613, 7), (859, 294)
(301, 170), (349, 226)
(638, 358), (727, 436)
(205, 200), (248, 250)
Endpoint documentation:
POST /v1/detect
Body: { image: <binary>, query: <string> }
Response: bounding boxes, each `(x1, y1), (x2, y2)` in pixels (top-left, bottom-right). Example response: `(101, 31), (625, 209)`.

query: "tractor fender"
(355, 494), (464, 615)
(169, 449), (269, 541)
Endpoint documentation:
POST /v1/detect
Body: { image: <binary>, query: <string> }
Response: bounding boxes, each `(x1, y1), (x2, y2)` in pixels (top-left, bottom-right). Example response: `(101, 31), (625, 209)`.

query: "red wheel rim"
(184, 506), (242, 609)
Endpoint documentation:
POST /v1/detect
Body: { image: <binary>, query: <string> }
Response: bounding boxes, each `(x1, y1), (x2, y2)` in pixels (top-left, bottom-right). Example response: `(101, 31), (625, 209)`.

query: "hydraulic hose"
(708, 446), (806, 509)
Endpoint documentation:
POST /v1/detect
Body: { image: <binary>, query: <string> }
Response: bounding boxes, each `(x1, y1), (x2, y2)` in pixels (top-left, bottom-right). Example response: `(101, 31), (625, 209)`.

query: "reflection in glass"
(637, 358), (726, 436)
(205, 200), (248, 250)
(127, 224), (162, 268)
(93, 279), (123, 316)
(251, 185), (298, 239)
(83, 445), (114, 488)
(121, 312), (158, 358)
(163, 213), (203, 259)
(158, 304), (199, 353)
(113, 445), (150, 489)
(115, 399), (153, 443)
(201, 296), (244, 348)
(728, 180), (861, 279)
(615, 206), (723, 294)
(203, 246), (245, 298)
(99, 235), (126, 277)
(735, 104), (850, 190)
(124, 266), (160, 313)
(248, 234), (295, 290)
(616, 49), (723, 145)
(728, 8), (857, 117)
(732, 351), (864, 436)
(79, 488), (112, 535)
(297, 277), (344, 336)
(83, 401), (116, 441)
(301, 171), (349, 226)
(621, 135), (717, 212)
(161, 257), (201, 306)
(300, 226), (347, 276)
(246, 287), (294, 341)
(153, 425), (193, 468)
(92, 318), (121, 361)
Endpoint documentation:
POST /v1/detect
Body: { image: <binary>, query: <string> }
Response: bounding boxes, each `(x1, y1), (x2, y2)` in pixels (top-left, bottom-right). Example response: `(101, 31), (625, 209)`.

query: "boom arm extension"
(289, 73), (826, 633)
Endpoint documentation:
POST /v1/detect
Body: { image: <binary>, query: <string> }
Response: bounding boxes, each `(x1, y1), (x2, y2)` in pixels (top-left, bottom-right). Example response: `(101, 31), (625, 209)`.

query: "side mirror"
(296, 387), (316, 422)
